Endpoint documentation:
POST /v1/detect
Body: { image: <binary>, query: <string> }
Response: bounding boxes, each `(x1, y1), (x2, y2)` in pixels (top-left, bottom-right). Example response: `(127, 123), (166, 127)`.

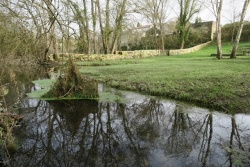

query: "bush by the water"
(42, 59), (99, 99)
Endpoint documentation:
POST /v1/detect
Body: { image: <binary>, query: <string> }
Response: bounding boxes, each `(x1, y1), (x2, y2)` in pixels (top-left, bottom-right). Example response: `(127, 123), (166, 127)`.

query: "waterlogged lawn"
(27, 79), (123, 102)
(26, 79), (56, 98)
(78, 42), (250, 113)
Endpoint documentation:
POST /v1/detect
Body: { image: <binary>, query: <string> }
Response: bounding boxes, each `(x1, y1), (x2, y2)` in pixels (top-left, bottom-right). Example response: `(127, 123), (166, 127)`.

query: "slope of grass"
(78, 42), (250, 113)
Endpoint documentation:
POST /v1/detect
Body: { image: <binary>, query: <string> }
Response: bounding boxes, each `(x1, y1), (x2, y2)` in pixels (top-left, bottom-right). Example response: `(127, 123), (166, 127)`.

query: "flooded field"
(1, 67), (250, 167)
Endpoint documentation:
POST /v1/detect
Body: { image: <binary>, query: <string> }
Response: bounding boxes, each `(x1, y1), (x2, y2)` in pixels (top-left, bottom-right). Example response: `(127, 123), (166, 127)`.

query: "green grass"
(78, 42), (250, 113)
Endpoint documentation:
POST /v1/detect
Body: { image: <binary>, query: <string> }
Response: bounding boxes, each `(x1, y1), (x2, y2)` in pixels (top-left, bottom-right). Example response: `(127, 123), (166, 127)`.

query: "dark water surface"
(1, 67), (250, 167)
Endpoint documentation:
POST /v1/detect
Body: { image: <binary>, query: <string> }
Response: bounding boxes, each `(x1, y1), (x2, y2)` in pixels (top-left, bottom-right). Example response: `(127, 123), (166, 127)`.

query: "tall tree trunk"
(231, 22), (236, 43)
(43, 0), (58, 61)
(41, 0), (49, 61)
(65, 4), (70, 53)
(51, 23), (58, 60)
(68, 0), (88, 54)
(136, 0), (169, 50)
(50, 3), (58, 60)
(180, 37), (185, 49)
(96, 0), (108, 54)
(111, 0), (127, 53)
(160, 23), (165, 50)
(83, 0), (90, 55)
(91, 0), (97, 54)
(230, 0), (250, 59)
(96, 0), (111, 54)
(231, 2), (237, 43)
(216, 0), (223, 59)
(104, 0), (111, 54)
(177, 0), (199, 49)
(153, 24), (158, 49)
(96, 0), (127, 54)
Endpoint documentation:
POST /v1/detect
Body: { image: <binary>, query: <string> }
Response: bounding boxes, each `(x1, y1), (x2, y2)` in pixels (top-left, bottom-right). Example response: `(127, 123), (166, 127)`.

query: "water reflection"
(7, 91), (250, 167)
(2, 67), (250, 167)
(0, 66), (58, 107)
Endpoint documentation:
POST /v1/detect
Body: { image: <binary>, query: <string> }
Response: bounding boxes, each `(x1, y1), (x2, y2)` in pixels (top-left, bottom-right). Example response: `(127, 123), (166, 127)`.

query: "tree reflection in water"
(227, 115), (250, 167)
(7, 92), (250, 167)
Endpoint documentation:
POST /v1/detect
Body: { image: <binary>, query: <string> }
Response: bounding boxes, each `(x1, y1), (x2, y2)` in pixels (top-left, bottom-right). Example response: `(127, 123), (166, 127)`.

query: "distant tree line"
(222, 22), (250, 42)
(121, 21), (213, 51)
(0, 0), (249, 64)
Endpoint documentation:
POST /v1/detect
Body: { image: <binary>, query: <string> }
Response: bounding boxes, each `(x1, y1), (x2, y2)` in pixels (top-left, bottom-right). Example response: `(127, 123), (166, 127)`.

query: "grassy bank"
(77, 42), (250, 113)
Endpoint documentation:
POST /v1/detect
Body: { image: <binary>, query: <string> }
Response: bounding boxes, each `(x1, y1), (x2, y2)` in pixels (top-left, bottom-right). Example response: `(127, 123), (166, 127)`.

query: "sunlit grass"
(78, 42), (250, 113)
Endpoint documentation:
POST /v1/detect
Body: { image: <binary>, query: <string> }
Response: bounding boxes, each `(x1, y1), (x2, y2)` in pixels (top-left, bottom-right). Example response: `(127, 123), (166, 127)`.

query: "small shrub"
(42, 58), (99, 98)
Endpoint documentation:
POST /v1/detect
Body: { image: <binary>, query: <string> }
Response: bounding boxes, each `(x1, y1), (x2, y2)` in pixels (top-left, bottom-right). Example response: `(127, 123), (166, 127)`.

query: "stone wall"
(117, 50), (160, 57)
(58, 50), (161, 61)
(56, 43), (211, 61)
(167, 41), (211, 55)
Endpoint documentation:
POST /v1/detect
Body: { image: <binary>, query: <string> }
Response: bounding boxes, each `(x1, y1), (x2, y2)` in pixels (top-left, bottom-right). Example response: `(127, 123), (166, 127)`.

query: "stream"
(1, 66), (250, 167)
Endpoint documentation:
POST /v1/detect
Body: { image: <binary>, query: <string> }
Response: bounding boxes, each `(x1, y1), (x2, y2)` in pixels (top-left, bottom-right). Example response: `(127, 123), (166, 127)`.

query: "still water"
(1, 67), (250, 167)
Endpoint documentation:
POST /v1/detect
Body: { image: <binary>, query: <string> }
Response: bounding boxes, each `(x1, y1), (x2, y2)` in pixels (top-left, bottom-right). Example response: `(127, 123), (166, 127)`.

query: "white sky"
(199, 0), (250, 25)
(136, 0), (250, 26)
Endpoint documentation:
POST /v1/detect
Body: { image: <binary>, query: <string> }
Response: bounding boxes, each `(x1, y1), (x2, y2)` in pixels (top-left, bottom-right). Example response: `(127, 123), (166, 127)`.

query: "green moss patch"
(26, 79), (56, 99)
(27, 79), (124, 102)
(27, 59), (99, 100)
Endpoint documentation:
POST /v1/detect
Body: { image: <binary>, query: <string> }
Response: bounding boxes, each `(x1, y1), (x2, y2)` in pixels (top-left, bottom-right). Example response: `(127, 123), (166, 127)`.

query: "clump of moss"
(42, 58), (99, 99)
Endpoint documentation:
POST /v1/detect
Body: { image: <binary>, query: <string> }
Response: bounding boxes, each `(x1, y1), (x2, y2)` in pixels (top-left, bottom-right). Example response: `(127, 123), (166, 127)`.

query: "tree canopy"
(0, 0), (249, 63)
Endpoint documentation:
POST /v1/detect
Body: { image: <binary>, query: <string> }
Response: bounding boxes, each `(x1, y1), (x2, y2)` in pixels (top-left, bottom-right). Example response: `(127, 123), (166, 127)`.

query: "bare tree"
(206, 0), (223, 59)
(0, 0), (49, 63)
(43, 0), (59, 61)
(96, 0), (128, 54)
(216, 0), (223, 59)
(157, 0), (170, 50)
(228, 0), (241, 43)
(110, 0), (127, 53)
(67, 0), (90, 54)
(91, 0), (98, 54)
(83, 0), (91, 54)
(96, 0), (109, 54)
(177, 0), (200, 49)
(135, 0), (170, 50)
(230, 0), (250, 59)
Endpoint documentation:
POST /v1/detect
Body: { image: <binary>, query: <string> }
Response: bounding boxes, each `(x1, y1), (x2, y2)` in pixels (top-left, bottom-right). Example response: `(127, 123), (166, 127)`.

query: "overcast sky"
(137, 0), (250, 26)
(199, 0), (250, 25)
